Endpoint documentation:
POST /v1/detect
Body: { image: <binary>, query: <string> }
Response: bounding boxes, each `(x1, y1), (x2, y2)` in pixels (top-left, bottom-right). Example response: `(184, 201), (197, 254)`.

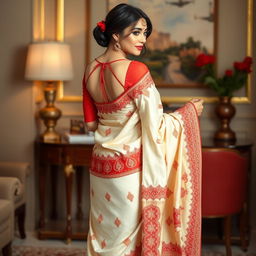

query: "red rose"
(225, 69), (233, 77)
(243, 57), (253, 72)
(195, 54), (215, 67)
(243, 56), (253, 64)
(195, 54), (205, 67)
(207, 55), (215, 64)
(234, 62), (245, 70)
(234, 61), (252, 73)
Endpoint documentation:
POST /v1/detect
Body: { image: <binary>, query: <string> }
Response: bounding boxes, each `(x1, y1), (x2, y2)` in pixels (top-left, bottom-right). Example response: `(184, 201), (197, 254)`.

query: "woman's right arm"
(82, 72), (98, 132)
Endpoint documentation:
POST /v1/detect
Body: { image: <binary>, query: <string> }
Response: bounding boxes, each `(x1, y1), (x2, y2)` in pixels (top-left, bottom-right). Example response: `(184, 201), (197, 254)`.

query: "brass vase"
(214, 96), (236, 143)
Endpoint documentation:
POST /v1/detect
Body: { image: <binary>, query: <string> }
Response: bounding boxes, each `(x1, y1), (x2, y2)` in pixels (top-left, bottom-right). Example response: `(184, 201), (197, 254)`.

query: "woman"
(83, 3), (203, 256)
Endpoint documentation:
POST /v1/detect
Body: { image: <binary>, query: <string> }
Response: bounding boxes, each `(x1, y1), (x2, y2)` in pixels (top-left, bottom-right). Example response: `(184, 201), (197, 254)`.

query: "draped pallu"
(85, 71), (202, 256)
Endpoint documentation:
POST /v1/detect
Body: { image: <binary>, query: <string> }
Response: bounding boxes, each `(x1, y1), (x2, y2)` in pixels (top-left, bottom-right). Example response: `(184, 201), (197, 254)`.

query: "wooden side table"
(202, 139), (253, 250)
(35, 140), (93, 243)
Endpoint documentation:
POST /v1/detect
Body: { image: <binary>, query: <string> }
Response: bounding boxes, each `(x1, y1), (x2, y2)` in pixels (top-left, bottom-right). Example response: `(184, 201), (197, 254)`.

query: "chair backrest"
(202, 148), (247, 217)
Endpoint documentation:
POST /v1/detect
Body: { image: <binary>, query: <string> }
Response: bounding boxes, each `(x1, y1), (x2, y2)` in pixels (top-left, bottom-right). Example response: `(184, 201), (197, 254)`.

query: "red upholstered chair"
(202, 148), (248, 256)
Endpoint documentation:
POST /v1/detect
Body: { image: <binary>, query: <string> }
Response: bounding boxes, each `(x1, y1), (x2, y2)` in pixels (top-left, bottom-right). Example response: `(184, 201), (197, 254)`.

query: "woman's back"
(82, 59), (149, 124)
(85, 58), (132, 103)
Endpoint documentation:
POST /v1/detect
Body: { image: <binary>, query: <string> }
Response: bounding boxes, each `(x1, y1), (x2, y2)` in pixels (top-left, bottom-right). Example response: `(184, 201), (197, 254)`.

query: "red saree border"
(90, 168), (141, 179)
(95, 72), (154, 114)
(142, 205), (161, 256)
(161, 242), (183, 255)
(90, 148), (142, 178)
(176, 102), (202, 256)
(140, 103), (201, 256)
(141, 185), (172, 200)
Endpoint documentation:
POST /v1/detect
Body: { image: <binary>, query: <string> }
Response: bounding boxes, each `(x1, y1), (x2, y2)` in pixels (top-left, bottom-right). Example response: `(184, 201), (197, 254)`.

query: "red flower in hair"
(97, 20), (106, 32)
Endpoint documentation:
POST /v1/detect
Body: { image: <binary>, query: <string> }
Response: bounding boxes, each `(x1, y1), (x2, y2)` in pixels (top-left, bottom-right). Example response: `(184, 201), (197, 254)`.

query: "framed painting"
(108, 0), (218, 88)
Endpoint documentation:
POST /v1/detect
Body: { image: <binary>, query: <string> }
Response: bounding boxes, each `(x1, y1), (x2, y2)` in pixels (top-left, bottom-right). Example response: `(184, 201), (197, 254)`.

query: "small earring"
(114, 42), (121, 51)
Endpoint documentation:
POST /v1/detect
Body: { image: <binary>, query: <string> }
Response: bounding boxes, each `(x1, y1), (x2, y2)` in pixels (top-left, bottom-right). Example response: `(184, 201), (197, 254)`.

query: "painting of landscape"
(108, 0), (217, 87)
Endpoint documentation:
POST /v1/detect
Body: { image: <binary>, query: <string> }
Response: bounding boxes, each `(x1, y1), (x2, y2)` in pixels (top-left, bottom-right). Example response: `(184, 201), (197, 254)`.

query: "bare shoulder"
(84, 59), (98, 78)
(111, 59), (132, 69)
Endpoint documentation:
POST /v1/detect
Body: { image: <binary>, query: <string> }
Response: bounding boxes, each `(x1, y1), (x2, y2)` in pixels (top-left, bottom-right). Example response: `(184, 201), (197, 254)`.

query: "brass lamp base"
(39, 82), (62, 142)
(40, 129), (61, 143)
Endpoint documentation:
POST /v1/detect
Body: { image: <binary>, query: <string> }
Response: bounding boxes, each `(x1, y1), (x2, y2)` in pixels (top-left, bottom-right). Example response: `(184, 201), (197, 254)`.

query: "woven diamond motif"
(166, 216), (173, 226)
(105, 192), (111, 201)
(97, 214), (103, 223)
(114, 217), (121, 227)
(101, 239), (106, 249)
(127, 192), (134, 202)
(123, 237), (131, 246)
(105, 128), (111, 136)
(173, 160), (178, 170)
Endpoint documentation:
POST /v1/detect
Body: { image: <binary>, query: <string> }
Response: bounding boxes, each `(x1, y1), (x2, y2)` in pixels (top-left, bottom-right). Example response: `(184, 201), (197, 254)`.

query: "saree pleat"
(87, 72), (201, 256)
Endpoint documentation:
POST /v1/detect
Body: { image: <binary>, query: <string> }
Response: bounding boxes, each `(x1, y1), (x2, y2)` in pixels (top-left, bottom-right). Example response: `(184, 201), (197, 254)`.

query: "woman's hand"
(190, 98), (204, 116)
(86, 121), (98, 132)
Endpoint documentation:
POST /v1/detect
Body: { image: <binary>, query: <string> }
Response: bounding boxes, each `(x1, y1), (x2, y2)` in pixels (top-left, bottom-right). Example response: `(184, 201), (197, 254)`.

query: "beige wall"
(0, 0), (36, 230)
(0, 0), (255, 233)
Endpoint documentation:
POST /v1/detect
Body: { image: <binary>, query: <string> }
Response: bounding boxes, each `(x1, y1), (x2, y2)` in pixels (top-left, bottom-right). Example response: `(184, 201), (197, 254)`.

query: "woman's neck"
(100, 44), (127, 61)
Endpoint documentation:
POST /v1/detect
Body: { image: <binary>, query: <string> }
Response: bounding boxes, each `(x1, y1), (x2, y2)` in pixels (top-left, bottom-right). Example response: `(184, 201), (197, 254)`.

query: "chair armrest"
(0, 162), (30, 183)
(0, 177), (22, 202)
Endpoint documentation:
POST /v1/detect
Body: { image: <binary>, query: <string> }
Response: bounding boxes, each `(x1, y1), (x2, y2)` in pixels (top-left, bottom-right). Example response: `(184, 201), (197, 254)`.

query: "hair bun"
(93, 26), (109, 47)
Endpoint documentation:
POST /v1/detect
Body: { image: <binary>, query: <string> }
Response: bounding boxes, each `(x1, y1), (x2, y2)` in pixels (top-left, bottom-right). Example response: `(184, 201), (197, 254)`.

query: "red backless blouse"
(82, 60), (148, 123)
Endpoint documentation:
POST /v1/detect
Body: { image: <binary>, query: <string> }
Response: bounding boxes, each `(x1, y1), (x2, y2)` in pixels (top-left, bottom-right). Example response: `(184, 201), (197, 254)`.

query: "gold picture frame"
(33, 0), (253, 104)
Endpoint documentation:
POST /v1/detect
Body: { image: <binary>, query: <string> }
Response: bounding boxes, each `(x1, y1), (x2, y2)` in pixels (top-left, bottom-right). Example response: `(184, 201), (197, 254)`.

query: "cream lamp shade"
(25, 41), (73, 81)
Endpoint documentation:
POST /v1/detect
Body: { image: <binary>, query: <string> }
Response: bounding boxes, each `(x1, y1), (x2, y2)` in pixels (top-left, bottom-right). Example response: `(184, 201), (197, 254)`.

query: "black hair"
(93, 3), (152, 47)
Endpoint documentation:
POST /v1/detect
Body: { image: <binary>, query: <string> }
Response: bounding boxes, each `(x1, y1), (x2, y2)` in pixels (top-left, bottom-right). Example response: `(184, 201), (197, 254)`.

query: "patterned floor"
(12, 246), (86, 256)
(11, 231), (256, 256)
(12, 245), (256, 256)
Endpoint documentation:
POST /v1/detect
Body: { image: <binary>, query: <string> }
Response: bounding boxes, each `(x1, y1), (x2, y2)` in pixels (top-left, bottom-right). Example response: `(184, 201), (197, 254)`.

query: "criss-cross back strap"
(86, 58), (127, 102)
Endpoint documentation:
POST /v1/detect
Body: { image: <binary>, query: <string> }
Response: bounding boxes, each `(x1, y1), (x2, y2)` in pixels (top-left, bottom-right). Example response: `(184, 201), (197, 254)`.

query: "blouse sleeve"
(82, 75), (97, 123)
(124, 61), (149, 89)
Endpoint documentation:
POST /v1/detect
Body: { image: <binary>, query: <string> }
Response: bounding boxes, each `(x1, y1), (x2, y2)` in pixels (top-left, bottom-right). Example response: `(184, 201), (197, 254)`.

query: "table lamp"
(25, 41), (73, 142)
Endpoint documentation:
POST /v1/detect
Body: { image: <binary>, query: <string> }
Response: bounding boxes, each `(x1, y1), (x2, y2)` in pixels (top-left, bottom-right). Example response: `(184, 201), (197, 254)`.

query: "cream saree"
(87, 72), (202, 256)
